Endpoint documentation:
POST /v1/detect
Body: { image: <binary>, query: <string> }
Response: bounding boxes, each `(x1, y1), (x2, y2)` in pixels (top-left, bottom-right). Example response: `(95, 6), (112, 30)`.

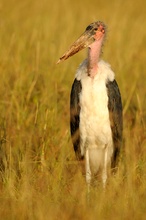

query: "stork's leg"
(102, 145), (108, 188)
(85, 149), (91, 189)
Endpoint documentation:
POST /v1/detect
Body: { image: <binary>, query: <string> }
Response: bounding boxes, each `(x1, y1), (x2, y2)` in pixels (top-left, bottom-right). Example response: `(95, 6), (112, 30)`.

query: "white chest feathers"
(76, 59), (115, 153)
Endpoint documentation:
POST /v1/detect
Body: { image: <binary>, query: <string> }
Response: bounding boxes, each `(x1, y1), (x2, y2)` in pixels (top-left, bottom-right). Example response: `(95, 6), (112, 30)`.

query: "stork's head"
(57, 21), (106, 64)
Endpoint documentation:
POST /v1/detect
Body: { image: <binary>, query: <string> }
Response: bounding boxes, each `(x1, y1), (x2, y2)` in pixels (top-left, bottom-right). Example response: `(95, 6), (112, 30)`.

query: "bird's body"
(57, 21), (123, 187)
(70, 59), (122, 186)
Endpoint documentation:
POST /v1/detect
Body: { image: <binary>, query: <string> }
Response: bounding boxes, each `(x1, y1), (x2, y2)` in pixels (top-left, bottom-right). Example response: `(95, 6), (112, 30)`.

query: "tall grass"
(0, 0), (146, 219)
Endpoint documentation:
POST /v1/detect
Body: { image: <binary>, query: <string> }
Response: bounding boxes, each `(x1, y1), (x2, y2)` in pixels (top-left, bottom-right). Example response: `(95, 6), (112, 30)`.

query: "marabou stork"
(57, 21), (123, 187)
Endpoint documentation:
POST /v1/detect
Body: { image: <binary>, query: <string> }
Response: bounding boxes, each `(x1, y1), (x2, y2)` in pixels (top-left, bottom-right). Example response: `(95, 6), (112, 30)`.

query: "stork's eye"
(94, 28), (98, 31)
(86, 25), (93, 31)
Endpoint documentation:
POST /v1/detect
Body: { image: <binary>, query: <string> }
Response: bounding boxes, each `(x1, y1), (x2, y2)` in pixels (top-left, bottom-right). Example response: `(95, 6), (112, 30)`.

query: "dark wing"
(106, 79), (123, 169)
(70, 78), (83, 160)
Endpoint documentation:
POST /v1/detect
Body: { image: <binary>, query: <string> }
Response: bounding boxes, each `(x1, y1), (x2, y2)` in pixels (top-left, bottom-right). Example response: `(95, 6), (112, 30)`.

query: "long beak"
(56, 30), (94, 64)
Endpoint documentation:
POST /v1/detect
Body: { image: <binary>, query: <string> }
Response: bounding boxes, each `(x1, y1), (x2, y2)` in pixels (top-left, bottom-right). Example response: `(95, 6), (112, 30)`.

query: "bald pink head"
(57, 21), (106, 64)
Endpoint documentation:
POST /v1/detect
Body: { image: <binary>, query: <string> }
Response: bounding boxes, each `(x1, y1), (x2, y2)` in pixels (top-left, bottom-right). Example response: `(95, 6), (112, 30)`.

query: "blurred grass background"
(0, 0), (146, 219)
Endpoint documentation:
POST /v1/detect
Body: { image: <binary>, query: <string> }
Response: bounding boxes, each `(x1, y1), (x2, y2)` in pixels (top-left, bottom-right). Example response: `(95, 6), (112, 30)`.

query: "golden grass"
(0, 0), (146, 219)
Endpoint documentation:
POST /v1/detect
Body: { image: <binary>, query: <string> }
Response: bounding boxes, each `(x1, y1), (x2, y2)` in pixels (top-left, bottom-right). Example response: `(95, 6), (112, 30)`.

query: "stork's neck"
(87, 39), (104, 78)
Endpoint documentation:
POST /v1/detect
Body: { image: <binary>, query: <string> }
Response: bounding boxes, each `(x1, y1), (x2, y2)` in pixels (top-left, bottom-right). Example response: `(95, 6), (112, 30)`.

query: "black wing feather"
(106, 80), (123, 168)
(70, 79), (83, 160)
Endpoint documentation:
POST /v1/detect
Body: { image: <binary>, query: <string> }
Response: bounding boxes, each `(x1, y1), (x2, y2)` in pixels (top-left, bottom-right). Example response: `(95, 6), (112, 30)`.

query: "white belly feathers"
(76, 59), (115, 171)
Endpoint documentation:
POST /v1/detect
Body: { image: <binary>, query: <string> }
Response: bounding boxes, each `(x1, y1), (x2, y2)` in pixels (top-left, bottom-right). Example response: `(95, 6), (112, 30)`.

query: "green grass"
(0, 0), (146, 219)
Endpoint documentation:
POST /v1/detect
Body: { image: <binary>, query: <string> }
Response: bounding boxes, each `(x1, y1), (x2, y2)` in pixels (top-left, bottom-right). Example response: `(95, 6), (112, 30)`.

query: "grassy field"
(0, 0), (146, 219)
